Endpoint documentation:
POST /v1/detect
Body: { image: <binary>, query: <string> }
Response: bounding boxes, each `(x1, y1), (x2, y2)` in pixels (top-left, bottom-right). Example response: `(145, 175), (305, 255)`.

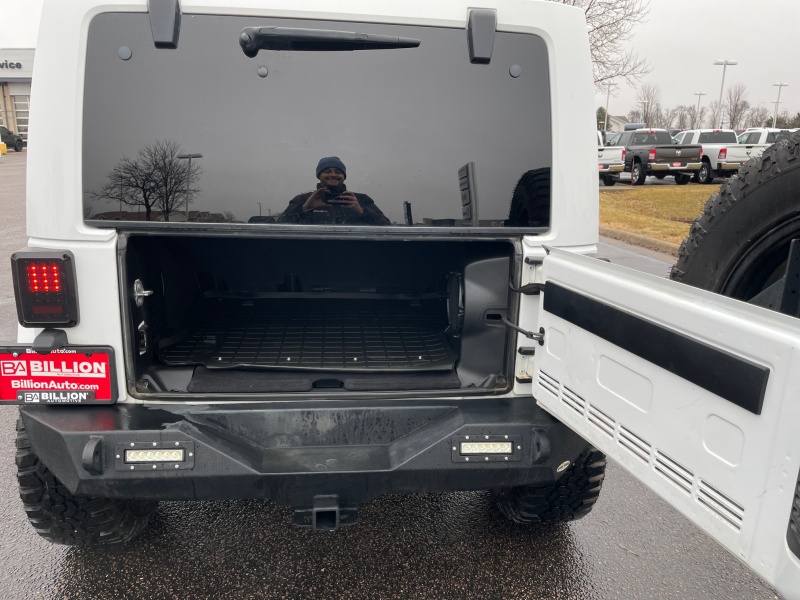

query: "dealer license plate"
(0, 346), (117, 404)
(672, 162), (683, 167)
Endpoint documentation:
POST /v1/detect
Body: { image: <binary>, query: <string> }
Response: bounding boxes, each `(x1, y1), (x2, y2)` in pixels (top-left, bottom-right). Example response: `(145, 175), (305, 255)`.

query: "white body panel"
(534, 248), (800, 599)
(27, 0), (599, 401)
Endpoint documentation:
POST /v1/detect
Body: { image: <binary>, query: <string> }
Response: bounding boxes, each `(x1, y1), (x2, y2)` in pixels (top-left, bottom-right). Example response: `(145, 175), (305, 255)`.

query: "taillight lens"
(718, 148), (727, 160)
(648, 148), (656, 161)
(621, 149), (626, 162)
(11, 250), (79, 327)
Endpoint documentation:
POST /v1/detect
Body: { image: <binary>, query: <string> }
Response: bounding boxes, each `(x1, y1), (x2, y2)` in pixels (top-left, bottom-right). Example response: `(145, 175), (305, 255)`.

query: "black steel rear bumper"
(20, 398), (588, 510)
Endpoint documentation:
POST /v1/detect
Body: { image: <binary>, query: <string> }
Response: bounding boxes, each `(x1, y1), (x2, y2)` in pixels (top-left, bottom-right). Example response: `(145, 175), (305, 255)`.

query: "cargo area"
(123, 236), (515, 395)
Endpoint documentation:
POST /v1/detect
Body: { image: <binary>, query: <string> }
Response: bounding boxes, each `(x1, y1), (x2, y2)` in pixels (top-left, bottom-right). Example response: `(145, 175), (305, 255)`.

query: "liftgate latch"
(501, 318), (544, 345)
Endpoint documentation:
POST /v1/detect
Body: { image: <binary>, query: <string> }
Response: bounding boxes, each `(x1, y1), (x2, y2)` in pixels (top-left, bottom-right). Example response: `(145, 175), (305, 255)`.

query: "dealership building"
(0, 48), (34, 144)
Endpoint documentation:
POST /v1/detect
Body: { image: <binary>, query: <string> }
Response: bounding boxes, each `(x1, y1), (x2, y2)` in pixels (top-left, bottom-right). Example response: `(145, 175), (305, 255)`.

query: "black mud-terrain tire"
(697, 160), (716, 184)
(671, 132), (800, 301)
(631, 162), (646, 185)
(13, 138), (23, 152)
(601, 175), (616, 187)
(674, 173), (691, 185)
(507, 168), (551, 227)
(15, 417), (158, 545)
(491, 447), (606, 524)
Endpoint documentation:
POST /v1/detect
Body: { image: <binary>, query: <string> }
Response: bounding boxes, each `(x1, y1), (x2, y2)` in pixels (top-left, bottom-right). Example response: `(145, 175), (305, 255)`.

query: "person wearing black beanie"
(278, 157), (390, 225)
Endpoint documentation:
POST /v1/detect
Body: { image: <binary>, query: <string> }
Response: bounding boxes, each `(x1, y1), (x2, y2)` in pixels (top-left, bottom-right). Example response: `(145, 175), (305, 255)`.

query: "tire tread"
(492, 447), (606, 524)
(15, 416), (157, 545)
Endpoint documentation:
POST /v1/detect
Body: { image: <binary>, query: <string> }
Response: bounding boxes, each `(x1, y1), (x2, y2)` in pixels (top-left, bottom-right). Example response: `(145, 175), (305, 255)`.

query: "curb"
(599, 227), (680, 257)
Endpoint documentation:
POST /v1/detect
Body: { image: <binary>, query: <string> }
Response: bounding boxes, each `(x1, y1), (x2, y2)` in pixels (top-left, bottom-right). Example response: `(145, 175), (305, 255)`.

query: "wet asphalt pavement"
(0, 152), (778, 599)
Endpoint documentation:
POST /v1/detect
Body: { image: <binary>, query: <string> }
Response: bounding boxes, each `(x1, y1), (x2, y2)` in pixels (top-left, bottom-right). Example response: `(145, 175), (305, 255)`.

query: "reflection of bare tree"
(92, 140), (202, 221)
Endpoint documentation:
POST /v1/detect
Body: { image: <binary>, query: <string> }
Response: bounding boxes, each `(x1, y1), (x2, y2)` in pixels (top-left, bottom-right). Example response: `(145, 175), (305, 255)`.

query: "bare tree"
(707, 101), (723, 131)
(673, 105), (691, 130)
(686, 105), (707, 129)
(92, 140), (202, 221)
(627, 108), (643, 124)
(724, 84), (750, 129)
(745, 105), (770, 128)
(658, 106), (679, 130)
(634, 83), (662, 127)
(556, 0), (651, 88)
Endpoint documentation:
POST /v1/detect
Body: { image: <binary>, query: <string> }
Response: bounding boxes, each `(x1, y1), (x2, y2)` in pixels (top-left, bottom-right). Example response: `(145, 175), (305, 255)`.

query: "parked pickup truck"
(597, 131), (625, 186)
(616, 128), (702, 185)
(673, 129), (766, 184)
(738, 127), (797, 145)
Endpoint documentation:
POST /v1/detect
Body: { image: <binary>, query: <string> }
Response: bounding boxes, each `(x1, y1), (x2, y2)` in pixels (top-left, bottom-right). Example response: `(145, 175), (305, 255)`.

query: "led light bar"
(460, 442), (513, 455)
(125, 449), (185, 462)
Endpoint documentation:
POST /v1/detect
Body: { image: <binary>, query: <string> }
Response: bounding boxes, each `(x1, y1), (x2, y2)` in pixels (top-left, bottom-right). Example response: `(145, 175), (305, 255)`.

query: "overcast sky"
(2, 0), (799, 120)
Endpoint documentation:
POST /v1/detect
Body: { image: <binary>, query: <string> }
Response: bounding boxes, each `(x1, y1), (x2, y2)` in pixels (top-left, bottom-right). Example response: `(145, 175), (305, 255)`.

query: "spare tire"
(671, 131), (800, 304)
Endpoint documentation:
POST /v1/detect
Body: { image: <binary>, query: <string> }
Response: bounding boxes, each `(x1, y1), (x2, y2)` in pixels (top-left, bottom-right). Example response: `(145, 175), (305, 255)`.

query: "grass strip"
(599, 185), (713, 245)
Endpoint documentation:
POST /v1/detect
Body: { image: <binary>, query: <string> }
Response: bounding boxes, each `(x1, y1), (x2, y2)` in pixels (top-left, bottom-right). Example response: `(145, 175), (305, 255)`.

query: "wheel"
(674, 173), (691, 185)
(13, 138), (23, 152)
(601, 175), (616, 187)
(654, 173), (667, 180)
(507, 168), (551, 227)
(15, 416), (158, 545)
(697, 161), (716, 184)
(491, 447), (606, 524)
(671, 132), (800, 304)
(631, 162), (646, 185)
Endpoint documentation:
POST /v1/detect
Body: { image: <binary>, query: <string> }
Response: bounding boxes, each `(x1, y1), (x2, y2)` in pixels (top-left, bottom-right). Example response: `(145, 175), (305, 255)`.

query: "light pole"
(177, 153), (203, 222)
(693, 91), (706, 127)
(713, 59), (737, 128)
(603, 81), (616, 131)
(257, 202), (262, 216)
(773, 82), (788, 128)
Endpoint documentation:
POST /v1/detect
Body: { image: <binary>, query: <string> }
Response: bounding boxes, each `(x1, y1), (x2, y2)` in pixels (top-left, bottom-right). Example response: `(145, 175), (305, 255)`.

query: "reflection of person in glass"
(278, 157), (390, 225)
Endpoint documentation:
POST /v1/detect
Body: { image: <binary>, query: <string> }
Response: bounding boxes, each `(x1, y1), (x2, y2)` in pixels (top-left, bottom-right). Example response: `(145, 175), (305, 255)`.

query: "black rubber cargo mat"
(160, 298), (457, 372)
(187, 367), (462, 393)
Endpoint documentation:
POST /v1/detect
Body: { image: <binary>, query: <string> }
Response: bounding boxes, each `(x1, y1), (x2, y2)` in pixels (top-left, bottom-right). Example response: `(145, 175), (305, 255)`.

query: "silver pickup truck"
(673, 129), (768, 184)
(597, 131), (625, 186)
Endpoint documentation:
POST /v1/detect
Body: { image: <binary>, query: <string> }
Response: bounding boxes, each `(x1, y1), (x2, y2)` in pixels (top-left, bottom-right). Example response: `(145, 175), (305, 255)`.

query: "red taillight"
(699, 146), (704, 159)
(11, 251), (79, 327)
(718, 148), (727, 160)
(648, 148), (656, 161)
(621, 149), (626, 162)
(26, 262), (63, 293)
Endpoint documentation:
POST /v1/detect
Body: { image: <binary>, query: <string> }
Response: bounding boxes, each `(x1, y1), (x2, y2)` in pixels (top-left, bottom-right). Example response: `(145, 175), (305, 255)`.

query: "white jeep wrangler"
(4, 2), (800, 596)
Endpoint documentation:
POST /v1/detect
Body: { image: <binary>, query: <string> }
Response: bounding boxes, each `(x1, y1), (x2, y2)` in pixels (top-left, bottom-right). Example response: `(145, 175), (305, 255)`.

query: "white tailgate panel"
(535, 248), (800, 597)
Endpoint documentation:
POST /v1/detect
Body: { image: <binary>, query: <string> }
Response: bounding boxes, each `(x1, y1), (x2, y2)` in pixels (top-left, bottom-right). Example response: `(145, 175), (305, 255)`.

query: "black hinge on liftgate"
(467, 9), (496, 64)
(149, 0), (181, 49)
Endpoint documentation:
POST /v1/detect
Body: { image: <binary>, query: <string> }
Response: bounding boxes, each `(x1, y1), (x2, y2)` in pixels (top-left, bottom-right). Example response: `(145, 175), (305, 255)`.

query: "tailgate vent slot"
(537, 371), (559, 398)
(617, 425), (651, 464)
(654, 450), (693, 494)
(697, 480), (744, 530)
(587, 404), (615, 438)
(561, 385), (586, 416)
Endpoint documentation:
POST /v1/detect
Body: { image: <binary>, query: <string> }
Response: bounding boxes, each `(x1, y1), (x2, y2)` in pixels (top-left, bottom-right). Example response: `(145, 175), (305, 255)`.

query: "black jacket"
(277, 184), (390, 225)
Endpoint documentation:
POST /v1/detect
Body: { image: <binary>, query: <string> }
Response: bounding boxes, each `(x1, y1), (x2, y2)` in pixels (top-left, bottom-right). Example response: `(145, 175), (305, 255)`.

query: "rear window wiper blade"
(239, 26), (421, 57)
